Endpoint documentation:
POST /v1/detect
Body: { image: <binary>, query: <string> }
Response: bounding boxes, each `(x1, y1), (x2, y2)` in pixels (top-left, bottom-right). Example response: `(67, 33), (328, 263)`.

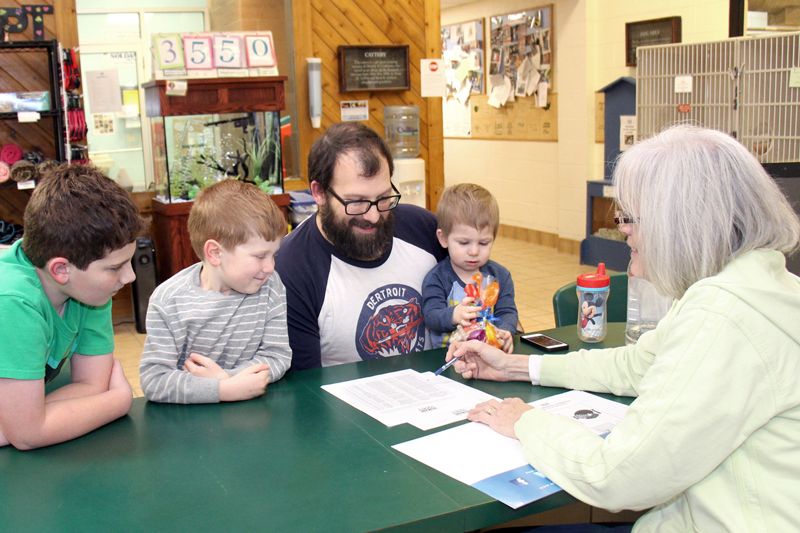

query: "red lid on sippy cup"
(577, 263), (610, 288)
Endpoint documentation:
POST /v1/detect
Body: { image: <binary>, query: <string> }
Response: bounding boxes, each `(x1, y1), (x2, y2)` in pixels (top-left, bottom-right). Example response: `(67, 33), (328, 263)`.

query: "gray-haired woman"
(448, 125), (800, 532)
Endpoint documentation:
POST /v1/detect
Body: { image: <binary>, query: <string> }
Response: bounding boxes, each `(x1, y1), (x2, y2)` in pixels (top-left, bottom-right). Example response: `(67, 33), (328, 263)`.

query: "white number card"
(155, 35), (185, 70)
(214, 35), (243, 68)
(245, 34), (277, 68)
(183, 36), (214, 70)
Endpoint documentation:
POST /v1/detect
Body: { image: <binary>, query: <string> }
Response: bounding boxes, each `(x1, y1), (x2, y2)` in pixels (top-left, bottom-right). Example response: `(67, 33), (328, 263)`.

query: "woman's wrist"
(503, 354), (533, 381)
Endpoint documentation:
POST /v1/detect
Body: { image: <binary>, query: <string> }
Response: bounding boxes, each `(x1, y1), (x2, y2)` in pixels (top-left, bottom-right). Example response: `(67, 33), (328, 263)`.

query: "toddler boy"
(422, 183), (518, 352)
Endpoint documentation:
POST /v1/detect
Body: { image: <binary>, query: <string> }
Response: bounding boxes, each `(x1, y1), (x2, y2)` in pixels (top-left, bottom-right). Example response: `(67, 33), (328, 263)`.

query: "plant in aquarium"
(242, 114), (282, 194)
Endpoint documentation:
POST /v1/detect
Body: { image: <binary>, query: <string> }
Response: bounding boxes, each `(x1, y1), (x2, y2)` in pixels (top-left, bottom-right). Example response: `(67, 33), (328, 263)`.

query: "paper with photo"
(393, 390), (628, 508)
(322, 369), (498, 430)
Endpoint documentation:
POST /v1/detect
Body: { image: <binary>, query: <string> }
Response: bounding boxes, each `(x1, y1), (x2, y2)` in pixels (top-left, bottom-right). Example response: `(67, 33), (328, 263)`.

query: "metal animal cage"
(637, 32), (800, 163)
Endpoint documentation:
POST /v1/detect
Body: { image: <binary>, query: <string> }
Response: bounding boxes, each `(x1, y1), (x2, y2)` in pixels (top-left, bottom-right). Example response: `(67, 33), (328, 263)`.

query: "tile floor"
(113, 235), (591, 398)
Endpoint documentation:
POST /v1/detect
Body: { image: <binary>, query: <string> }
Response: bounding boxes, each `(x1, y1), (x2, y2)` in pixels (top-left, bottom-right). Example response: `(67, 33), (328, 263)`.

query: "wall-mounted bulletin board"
(442, 4), (557, 141)
(441, 19), (484, 98)
(489, 5), (553, 106)
(470, 93), (558, 141)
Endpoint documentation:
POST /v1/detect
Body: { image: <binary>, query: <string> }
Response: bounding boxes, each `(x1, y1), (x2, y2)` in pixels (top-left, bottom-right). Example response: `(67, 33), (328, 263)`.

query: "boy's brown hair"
(22, 164), (144, 269)
(188, 179), (286, 258)
(436, 183), (500, 237)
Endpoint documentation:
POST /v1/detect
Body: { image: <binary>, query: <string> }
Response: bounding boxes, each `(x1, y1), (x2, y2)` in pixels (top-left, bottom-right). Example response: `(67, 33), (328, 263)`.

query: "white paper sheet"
(393, 390), (629, 508)
(322, 369), (498, 430)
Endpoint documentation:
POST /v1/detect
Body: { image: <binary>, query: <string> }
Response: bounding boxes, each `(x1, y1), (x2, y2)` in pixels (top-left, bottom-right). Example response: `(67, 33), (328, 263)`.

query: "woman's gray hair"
(613, 125), (800, 299)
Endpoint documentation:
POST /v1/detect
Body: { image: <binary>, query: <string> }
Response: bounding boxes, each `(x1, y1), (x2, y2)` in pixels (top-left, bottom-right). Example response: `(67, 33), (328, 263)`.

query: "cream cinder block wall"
(587, 0), (729, 181)
(442, 0), (729, 245)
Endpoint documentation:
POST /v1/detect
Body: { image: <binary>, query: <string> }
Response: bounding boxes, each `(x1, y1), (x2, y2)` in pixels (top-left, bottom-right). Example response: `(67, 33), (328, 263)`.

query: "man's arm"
(0, 354), (131, 450)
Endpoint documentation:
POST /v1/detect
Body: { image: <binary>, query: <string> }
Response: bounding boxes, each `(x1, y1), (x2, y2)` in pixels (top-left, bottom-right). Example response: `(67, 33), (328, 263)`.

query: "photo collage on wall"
(441, 19), (484, 103)
(488, 7), (553, 108)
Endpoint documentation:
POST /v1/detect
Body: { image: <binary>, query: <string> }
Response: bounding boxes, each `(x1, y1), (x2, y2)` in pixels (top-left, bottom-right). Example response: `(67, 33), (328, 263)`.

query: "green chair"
(552, 272), (628, 327)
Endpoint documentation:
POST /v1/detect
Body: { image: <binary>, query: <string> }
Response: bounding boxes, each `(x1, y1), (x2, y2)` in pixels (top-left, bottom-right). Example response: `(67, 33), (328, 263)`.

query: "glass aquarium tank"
(151, 111), (282, 202)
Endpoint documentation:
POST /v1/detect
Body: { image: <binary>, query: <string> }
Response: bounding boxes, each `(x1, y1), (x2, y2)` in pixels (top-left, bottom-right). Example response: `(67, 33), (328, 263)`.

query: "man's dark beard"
(320, 204), (395, 261)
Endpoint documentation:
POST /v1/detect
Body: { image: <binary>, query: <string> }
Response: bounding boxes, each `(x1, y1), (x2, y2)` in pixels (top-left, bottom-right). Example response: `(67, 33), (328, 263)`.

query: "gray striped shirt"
(140, 263), (292, 403)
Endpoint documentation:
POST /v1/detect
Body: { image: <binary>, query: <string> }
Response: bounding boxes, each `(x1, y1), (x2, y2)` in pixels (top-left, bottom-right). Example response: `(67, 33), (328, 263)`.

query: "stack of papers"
(322, 369), (497, 431)
(393, 390), (629, 508)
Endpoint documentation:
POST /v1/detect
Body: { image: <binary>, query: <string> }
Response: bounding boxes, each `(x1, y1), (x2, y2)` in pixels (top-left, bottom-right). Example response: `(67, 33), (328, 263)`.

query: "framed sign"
(338, 45), (410, 92)
(625, 17), (681, 67)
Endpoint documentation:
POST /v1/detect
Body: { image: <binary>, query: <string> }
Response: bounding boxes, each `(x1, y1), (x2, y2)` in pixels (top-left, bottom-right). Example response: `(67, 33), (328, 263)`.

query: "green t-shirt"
(0, 240), (114, 382)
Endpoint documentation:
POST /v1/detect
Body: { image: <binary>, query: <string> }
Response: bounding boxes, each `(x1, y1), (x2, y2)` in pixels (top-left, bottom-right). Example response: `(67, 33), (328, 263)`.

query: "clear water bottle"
(576, 263), (610, 343)
(384, 105), (419, 159)
(625, 262), (673, 345)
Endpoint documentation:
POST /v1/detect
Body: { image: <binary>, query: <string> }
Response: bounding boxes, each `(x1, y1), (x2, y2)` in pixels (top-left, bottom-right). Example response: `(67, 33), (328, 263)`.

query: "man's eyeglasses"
(328, 184), (402, 215)
(613, 210), (638, 225)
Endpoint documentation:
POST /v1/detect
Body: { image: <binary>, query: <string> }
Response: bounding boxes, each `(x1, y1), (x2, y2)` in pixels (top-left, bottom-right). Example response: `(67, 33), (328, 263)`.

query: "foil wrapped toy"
(449, 272), (502, 348)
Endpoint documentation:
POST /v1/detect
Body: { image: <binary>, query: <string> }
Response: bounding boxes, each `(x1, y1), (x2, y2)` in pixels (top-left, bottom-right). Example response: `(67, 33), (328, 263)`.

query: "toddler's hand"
(452, 296), (481, 327)
(495, 328), (515, 353)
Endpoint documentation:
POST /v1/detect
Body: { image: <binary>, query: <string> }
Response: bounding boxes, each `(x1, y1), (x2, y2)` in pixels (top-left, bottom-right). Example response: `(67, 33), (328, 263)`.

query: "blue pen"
(433, 355), (462, 376)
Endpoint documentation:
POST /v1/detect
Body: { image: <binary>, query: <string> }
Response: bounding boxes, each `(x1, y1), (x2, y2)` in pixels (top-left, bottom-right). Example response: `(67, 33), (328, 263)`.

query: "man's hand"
(219, 364), (270, 402)
(452, 296), (481, 327)
(184, 353), (228, 380)
(468, 398), (533, 439)
(0, 427), (8, 447)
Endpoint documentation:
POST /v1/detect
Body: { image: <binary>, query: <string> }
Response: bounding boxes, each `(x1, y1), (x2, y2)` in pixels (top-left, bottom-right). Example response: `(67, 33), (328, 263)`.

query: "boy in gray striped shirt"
(140, 180), (292, 403)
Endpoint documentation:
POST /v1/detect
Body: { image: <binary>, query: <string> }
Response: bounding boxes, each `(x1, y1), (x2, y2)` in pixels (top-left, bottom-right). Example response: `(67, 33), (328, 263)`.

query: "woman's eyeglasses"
(613, 211), (638, 225)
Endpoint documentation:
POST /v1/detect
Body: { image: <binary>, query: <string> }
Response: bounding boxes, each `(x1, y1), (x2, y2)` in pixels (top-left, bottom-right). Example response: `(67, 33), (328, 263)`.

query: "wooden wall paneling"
(423, 0), (444, 210)
(53, 0), (78, 48)
(292, 0), (442, 206)
(292, 0), (317, 180)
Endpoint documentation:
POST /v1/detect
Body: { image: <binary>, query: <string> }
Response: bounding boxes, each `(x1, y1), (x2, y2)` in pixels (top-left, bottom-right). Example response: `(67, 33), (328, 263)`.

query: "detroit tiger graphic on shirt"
(357, 291), (424, 359)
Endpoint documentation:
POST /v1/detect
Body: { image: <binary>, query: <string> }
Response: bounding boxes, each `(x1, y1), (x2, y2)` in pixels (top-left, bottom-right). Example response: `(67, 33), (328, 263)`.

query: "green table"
(0, 325), (628, 532)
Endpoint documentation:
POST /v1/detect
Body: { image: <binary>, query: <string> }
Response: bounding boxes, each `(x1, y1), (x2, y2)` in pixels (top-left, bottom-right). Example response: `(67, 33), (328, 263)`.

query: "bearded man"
(275, 123), (446, 369)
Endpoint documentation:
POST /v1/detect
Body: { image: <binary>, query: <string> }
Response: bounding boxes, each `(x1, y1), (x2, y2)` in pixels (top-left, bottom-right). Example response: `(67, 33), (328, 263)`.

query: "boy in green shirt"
(0, 164), (144, 450)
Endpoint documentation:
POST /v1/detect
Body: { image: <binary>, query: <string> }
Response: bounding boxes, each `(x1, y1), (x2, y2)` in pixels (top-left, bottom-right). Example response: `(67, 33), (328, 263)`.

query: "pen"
(433, 355), (462, 376)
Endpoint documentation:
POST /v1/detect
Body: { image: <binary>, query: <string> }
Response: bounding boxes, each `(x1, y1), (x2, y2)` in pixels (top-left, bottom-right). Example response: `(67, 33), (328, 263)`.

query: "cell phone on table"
(520, 333), (569, 352)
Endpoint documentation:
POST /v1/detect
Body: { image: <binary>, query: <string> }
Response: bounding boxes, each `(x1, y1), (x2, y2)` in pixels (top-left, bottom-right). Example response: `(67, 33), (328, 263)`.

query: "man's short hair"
(22, 164), (144, 269)
(436, 183), (500, 237)
(188, 179), (286, 258)
(308, 122), (394, 191)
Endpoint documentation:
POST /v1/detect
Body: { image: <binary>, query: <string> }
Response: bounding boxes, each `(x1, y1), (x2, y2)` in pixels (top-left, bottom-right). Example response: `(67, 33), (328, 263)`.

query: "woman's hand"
(468, 398), (533, 439)
(446, 340), (531, 382)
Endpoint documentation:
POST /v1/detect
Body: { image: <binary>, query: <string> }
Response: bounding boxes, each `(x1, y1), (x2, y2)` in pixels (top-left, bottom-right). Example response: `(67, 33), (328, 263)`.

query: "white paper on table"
(393, 390), (629, 508)
(322, 369), (498, 430)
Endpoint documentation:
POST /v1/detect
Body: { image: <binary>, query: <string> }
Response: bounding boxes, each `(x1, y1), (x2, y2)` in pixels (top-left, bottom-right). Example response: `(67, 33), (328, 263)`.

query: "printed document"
(393, 390), (629, 508)
(322, 369), (497, 430)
